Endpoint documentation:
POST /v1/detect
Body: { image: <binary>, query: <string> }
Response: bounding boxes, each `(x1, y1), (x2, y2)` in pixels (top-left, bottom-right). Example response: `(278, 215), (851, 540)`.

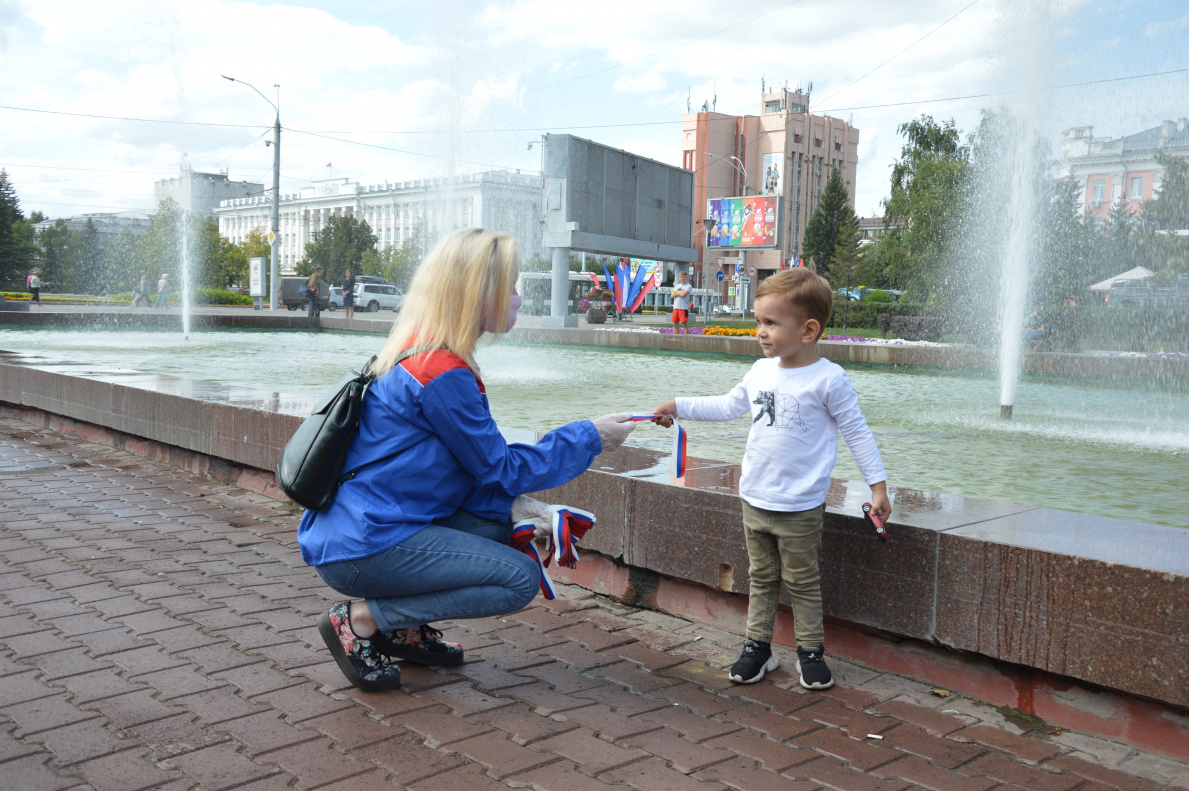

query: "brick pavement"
(1, 415), (1186, 791)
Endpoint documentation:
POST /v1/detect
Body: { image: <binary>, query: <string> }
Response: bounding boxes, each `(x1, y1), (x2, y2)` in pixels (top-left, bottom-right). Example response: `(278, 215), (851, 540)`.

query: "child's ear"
(803, 319), (821, 341)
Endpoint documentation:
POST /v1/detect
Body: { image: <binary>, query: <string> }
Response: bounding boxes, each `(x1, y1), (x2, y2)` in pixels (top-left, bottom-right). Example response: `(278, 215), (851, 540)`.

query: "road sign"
(746, 264), (758, 278)
(739, 276), (751, 285)
(267, 230), (277, 245)
(716, 271), (725, 282)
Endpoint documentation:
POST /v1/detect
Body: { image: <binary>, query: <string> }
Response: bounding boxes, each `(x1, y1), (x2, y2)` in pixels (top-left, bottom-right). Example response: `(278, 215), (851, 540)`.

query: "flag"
(326, 162), (332, 167)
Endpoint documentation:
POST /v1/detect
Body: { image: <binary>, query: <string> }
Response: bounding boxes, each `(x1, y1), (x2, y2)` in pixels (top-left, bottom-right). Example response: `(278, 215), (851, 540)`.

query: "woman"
(299, 228), (635, 691)
(342, 268), (356, 319)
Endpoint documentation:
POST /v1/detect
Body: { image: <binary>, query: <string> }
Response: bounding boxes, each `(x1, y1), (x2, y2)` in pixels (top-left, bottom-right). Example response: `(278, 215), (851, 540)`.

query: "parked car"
(280, 276), (328, 311)
(326, 286), (344, 311)
(354, 275), (391, 286)
(356, 283), (403, 312)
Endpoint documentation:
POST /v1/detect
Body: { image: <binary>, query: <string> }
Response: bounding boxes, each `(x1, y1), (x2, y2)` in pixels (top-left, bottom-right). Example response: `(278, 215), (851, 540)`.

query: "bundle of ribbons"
(509, 506), (596, 600)
(588, 261), (660, 314)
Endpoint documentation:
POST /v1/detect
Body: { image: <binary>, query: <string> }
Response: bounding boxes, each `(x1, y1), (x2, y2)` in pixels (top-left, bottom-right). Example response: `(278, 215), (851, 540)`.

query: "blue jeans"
(314, 510), (538, 632)
(155, 292), (168, 308)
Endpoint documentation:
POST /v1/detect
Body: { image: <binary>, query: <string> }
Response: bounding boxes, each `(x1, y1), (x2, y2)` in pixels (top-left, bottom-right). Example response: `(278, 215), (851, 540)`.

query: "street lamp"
(694, 218), (717, 323)
(223, 75), (281, 312)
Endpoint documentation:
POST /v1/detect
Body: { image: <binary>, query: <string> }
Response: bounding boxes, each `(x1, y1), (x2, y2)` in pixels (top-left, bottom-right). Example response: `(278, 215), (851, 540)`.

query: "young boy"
(671, 271), (692, 334)
(653, 269), (891, 689)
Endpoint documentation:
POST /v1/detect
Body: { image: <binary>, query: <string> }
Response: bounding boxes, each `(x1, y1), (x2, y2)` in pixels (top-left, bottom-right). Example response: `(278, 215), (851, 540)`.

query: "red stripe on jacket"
(399, 349), (486, 393)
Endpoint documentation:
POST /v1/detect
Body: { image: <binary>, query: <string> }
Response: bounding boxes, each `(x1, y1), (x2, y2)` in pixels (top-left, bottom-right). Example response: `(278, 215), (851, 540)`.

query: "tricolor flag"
(671, 420), (687, 479)
(510, 523), (557, 599)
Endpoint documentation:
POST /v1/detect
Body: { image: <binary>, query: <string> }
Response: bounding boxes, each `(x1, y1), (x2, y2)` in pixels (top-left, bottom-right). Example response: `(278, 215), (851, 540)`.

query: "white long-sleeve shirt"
(676, 357), (886, 512)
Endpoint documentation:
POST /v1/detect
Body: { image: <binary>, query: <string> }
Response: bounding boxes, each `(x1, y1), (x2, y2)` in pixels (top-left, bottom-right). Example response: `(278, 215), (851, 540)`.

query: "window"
(814, 139), (822, 148)
(834, 141), (842, 152)
(1130, 176), (1143, 200)
(793, 133), (802, 144)
(1092, 179), (1106, 204)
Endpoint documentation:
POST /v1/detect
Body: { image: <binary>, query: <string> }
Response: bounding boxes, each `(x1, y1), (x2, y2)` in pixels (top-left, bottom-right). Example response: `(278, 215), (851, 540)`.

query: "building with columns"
(1059, 118), (1189, 223)
(214, 170), (544, 274)
(682, 87), (860, 282)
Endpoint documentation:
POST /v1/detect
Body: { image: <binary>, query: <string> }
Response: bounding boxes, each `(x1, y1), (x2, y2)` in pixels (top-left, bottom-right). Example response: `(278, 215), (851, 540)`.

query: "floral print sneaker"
(318, 602), (402, 691)
(382, 624), (465, 667)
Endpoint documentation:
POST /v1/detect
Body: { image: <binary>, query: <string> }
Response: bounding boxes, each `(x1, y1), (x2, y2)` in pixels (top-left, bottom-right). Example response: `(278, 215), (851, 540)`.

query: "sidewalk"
(1, 415), (1185, 791)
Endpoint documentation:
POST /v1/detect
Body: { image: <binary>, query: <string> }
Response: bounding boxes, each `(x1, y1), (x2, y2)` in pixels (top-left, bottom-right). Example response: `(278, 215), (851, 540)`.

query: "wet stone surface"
(0, 415), (1186, 791)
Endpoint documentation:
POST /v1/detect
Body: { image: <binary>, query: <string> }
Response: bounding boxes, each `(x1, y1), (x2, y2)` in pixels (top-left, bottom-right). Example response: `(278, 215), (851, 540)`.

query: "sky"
(1, 0), (1186, 220)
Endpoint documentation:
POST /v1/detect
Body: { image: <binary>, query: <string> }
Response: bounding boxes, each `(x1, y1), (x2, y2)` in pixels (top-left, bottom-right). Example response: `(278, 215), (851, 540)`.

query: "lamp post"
(223, 75), (281, 311)
(704, 152), (751, 316)
(694, 218), (717, 323)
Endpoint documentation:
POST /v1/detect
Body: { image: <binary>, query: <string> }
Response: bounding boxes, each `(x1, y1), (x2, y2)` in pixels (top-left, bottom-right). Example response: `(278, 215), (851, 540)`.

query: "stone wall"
(0, 349), (1186, 715)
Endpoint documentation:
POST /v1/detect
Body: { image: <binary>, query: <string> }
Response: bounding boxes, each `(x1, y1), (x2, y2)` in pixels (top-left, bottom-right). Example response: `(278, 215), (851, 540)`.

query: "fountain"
(178, 162), (193, 340)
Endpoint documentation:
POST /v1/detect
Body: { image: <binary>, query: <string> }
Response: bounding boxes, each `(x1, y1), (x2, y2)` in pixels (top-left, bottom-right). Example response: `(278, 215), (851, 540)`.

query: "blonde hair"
(372, 228), (518, 377)
(755, 269), (834, 329)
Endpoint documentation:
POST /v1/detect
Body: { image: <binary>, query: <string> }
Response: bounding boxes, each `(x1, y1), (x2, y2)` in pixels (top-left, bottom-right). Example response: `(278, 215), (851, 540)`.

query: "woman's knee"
(506, 552), (540, 609)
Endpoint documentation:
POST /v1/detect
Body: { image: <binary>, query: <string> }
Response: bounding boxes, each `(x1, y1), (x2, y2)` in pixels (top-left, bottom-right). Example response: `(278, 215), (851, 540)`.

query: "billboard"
(761, 153), (783, 196)
(249, 257), (266, 297)
(706, 196), (780, 249)
(629, 257), (664, 286)
(543, 134), (698, 263)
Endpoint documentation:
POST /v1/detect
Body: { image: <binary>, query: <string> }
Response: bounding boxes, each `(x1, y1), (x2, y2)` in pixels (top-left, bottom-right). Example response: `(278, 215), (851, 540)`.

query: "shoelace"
(419, 625), (444, 643)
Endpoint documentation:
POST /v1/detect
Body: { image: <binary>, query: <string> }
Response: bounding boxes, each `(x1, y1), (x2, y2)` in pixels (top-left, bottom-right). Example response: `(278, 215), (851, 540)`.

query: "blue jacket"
(297, 349), (602, 566)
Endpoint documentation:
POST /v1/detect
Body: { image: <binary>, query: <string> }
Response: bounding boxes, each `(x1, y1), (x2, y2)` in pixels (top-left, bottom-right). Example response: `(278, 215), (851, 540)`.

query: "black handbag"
(274, 347), (430, 511)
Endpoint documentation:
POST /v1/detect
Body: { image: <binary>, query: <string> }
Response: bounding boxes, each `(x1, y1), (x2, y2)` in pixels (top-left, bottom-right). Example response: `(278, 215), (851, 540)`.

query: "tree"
(68, 218), (104, 294)
(803, 166), (853, 272)
(138, 199), (183, 286)
(1143, 152), (1189, 232)
(825, 215), (865, 330)
(0, 169), (35, 289)
(104, 229), (142, 293)
(298, 215), (377, 283)
(37, 219), (75, 293)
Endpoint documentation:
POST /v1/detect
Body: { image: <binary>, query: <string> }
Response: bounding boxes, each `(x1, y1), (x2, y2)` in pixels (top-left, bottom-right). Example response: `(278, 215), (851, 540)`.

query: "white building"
(32, 210), (153, 246)
(1059, 118), (1189, 223)
(155, 167), (263, 218)
(214, 170), (544, 274)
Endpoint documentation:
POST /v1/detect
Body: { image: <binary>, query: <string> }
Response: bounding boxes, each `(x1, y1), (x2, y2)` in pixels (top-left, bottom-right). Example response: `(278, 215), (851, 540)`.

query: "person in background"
(155, 274), (169, 309)
(307, 266), (325, 318)
(300, 228), (636, 692)
(342, 268), (356, 320)
(1025, 310), (1046, 351)
(28, 269), (41, 305)
(671, 270), (692, 334)
(130, 275), (149, 308)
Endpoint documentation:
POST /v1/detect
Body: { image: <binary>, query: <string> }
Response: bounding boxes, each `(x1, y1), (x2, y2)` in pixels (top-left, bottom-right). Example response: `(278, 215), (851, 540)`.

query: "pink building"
(1060, 118), (1189, 223)
(681, 88), (860, 285)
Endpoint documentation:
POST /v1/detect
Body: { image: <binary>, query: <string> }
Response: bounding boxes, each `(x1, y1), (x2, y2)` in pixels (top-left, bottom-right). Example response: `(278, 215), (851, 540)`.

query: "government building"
(213, 170), (544, 274)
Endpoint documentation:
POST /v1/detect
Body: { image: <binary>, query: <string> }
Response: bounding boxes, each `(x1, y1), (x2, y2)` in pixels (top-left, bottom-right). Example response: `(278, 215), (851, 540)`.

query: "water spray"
(1000, 405), (1013, 420)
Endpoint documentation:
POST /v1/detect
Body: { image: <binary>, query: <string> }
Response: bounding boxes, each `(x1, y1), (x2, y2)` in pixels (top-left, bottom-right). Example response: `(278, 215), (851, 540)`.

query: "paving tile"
(960, 752), (1084, 791)
(797, 697), (899, 737)
(25, 647), (112, 682)
(661, 660), (738, 692)
(256, 736), (375, 790)
(949, 723), (1063, 765)
(558, 702), (665, 741)
(62, 748), (183, 791)
(351, 728), (468, 785)
(605, 640), (691, 672)
(448, 658), (539, 691)
(515, 660), (612, 694)
(1045, 754), (1163, 791)
(878, 722), (987, 770)
(785, 755), (913, 791)
(450, 730), (560, 779)
(511, 759), (628, 791)
(871, 755), (999, 791)
(622, 727), (737, 773)
(302, 707), (395, 752)
(793, 725), (903, 771)
(210, 661), (301, 697)
(600, 755), (730, 791)
(4, 692), (101, 735)
(122, 712), (230, 760)
(472, 701), (579, 745)
(160, 741), (283, 791)
(136, 663), (228, 701)
(706, 728), (819, 772)
(574, 683), (671, 716)
(171, 685), (272, 726)
(253, 681), (354, 723)
(54, 668), (145, 704)
(510, 680), (602, 716)
(397, 702), (494, 747)
(532, 726), (650, 774)
(211, 709), (321, 757)
(633, 705), (742, 742)
(648, 682), (743, 717)
(556, 622), (636, 652)
(21, 717), (137, 766)
(407, 761), (510, 791)
(506, 607), (576, 633)
(694, 755), (821, 791)
(592, 661), (682, 694)
(77, 688), (179, 729)
(870, 698), (971, 737)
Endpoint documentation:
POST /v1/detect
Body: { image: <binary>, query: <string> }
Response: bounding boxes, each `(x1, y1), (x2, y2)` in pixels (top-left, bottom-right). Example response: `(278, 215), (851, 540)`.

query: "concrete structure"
(1059, 117), (1189, 223)
(214, 170), (544, 276)
(31, 209), (152, 246)
(154, 166), (263, 218)
(682, 87), (860, 285)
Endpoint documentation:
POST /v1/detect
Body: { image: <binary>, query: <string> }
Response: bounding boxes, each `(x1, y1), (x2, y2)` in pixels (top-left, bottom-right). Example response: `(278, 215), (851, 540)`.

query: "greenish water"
(2, 327), (1186, 529)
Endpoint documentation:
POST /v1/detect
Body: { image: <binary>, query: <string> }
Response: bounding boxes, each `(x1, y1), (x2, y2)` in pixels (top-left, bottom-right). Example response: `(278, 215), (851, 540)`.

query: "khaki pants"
(742, 500), (825, 648)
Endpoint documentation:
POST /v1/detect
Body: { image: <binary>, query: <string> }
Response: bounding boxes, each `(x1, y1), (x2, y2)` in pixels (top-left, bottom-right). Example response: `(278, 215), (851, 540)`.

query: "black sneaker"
(796, 646), (834, 690)
(382, 624), (465, 667)
(318, 602), (402, 692)
(728, 639), (779, 684)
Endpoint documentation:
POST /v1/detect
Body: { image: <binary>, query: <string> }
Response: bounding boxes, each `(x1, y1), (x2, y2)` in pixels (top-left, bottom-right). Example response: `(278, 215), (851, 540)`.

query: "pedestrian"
(129, 275), (148, 308)
(342, 268), (356, 320)
(652, 269), (891, 689)
(306, 267), (325, 317)
(155, 274), (169, 308)
(1025, 310), (1046, 351)
(671, 270), (692, 334)
(28, 269), (41, 305)
(300, 227), (637, 691)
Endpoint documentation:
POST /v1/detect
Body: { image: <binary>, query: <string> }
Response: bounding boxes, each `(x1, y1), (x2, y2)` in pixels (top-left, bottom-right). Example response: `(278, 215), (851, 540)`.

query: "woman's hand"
(590, 414), (636, 452)
(511, 495), (553, 541)
(652, 400), (677, 428)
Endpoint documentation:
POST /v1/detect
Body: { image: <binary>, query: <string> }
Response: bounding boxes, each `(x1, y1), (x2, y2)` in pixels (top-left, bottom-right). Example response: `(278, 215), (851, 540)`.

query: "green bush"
(1, 292), (32, 300)
(827, 302), (926, 329)
(1044, 306), (1189, 352)
(193, 287), (253, 305)
(863, 289), (893, 303)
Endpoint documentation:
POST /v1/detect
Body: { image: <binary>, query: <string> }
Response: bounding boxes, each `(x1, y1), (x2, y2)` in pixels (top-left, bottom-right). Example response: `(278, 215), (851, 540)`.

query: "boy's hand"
(869, 481), (891, 521)
(652, 400), (677, 428)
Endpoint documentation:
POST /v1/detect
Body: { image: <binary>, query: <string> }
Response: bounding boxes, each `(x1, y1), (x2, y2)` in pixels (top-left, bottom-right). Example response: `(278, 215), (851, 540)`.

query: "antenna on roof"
(687, 87), (691, 113)
(713, 84), (717, 112)
(762, 76), (766, 94)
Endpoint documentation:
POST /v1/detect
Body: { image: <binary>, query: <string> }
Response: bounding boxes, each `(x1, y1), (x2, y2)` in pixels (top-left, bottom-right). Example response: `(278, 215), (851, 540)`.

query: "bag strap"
(335, 345), (445, 486)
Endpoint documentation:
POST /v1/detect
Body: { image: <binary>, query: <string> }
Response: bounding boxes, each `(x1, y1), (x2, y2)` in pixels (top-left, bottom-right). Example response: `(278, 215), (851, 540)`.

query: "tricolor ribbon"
(510, 523), (557, 600)
(627, 414), (658, 422)
(671, 420), (687, 479)
(510, 505), (598, 599)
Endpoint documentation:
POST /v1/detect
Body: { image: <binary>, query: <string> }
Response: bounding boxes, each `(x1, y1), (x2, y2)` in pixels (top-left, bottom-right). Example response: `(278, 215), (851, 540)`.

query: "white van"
(356, 283), (403, 312)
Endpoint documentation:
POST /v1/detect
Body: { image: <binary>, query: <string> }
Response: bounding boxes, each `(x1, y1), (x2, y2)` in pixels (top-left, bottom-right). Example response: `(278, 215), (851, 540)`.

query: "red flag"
(630, 276), (658, 313)
(587, 272), (601, 290)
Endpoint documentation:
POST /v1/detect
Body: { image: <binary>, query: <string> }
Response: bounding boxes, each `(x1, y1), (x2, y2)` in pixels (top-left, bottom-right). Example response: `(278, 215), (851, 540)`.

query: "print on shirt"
(753, 389), (809, 432)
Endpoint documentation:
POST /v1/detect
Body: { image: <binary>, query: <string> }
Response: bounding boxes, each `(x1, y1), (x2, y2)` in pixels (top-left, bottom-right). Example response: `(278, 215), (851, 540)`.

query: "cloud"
(1145, 13), (1189, 38)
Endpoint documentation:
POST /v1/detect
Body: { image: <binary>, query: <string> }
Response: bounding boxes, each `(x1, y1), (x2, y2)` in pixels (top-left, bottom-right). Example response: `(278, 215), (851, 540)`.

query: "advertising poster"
(629, 258), (663, 286)
(762, 153), (783, 196)
(249, 257), (265, 297)
(707, 196), (779, 248)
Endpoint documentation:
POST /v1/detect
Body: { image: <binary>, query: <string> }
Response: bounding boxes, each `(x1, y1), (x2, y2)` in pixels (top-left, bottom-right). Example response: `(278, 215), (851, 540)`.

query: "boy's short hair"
(755, 269), (833, 329)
